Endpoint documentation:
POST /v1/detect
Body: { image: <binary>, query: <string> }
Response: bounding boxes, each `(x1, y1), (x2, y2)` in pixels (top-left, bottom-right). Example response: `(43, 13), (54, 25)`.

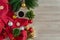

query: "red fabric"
(5, 27), (27, 40)
(8, 18), (29, 29)
(0, 19), (4, 33)
(4, 16), (29, 40)
(17, 18), (29, 26)
(1, 15), (9, 24)
(5, 27), (12, 34)
(0, 0), (8, 3)
(0, 1), (8, 16)
(15, 30), (27, 40)
(0, 0), (8, 24)
(0, 35), (3, 40)
(0, 0), (31, 40)
(14, 18), (29, 27)
(8, 33), (14, 40)
(0, 6), (28, 40)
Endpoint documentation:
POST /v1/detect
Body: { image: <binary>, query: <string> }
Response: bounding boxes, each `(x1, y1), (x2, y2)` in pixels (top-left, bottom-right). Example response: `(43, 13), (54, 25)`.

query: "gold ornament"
(21, 3), (26, 8)
(13, 15), (17, 19)
(31, 32), (35, 38)
(25, 25), (30, 30)
(29, 27), (35, 38)
(0, 6), (4, 10)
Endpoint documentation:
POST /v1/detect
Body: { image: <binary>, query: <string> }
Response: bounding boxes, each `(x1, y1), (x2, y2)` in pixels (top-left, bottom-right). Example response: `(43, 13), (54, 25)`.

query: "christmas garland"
(25, 10), (35, 20)
(25, 0), (38, 9)
(8, 0), (38, 12)
(0, 0), (38, 40)
(8, 0), (21, 12)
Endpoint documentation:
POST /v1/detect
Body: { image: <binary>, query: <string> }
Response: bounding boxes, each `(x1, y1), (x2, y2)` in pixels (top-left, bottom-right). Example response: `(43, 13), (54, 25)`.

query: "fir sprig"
(13, 28), (20, 37)
(9, 0), (22, 12)
(25, 10), (35, 20)
(25, 0), (38, 9)
(8, 0), (38, 12)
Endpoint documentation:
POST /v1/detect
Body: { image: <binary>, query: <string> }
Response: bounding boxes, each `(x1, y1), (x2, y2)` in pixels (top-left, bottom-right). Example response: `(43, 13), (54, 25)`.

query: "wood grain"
(34, 0), (60, 40)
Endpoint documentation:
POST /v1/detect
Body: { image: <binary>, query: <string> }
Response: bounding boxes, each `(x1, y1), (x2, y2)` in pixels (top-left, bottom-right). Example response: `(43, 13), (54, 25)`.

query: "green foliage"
(13, 28), (20, 37)
(8, 0), (38, 12)
(8, 0), (21, 12)
(25, 10), (35, 20)
(25, 0), (38, 9)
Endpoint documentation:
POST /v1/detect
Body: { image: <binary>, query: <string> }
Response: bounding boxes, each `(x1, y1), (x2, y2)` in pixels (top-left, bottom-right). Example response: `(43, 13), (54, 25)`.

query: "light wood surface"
(33, 0), (60, 40)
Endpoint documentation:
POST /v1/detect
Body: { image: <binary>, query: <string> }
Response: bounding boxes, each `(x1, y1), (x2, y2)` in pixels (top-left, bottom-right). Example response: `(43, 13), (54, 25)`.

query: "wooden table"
(33, 0), (60, 40)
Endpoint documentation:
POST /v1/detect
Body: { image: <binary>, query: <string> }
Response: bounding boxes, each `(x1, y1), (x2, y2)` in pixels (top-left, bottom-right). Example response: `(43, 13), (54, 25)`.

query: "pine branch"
(8, 0), (38, 12)
(25, 0), (38, 9)
(8, 0), (21, 12)
(25, 10), (35, 20)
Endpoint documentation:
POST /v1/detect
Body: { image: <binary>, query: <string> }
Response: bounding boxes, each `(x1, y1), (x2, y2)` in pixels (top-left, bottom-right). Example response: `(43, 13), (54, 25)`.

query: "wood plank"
(34, 0), (60, 40)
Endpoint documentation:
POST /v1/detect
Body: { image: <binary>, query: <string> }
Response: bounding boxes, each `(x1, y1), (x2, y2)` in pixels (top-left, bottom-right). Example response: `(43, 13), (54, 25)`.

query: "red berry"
(28, 20), (33, 24)
(28, 27), (33, 33)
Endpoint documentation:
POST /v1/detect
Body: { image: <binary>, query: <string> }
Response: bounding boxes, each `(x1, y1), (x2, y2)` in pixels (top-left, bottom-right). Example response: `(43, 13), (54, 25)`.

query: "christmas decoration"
(18, 11), (24, 17)
(19, 26), (25, 30)
(21, 2), (26, 8)
(25, 10), (35, 20)
(25, 0), (38, 9)
(13, 15), (17, 19)
(27, 27), (35, 40)
(8, 21), (13, 26)
(0, 0), (38, 40)
(13, 28), (20, 37)
(8, 0), (38, 12)
(28, 27), (34, 33)
(8, 0), (21, 12)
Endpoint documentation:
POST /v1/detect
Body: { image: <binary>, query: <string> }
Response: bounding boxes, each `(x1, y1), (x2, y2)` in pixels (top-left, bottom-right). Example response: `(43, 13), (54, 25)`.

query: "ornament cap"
(21, 3), (26, 8)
